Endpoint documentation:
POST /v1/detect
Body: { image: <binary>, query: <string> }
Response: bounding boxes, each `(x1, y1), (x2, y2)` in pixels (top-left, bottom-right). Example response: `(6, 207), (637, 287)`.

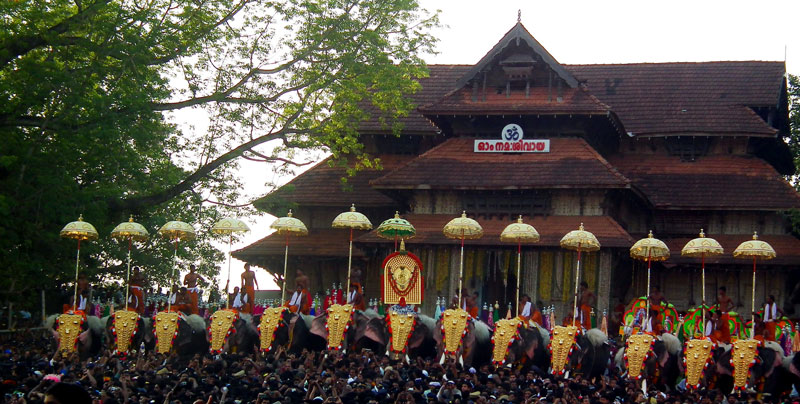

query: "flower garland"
(682, 338), (715, 390)
(386, 311), (416, 354)
(110, 310), (140, 357)
(208, 309), (239, 354)
(258, 307), (286, 353)
(387, 266), (418, 297)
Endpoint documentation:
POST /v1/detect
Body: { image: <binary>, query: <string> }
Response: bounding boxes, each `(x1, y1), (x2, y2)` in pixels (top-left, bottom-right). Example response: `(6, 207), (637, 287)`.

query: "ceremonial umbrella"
(630, 231), (670, 329)
(212, 217), (251, 308)
(376, 211), (416, 251)
(111, 216), (150, 311)
(560, 223), (600, 327)
(60, 215), (99, 311)
(681, 229), (723, 337)
(158, 220), (195, 311)
(332, 204), (373, 297)
(733, 232), (776, 339)
(500, 215), (540, 317)
(270, 210), (308, 303)
(443, 211), (483, 305)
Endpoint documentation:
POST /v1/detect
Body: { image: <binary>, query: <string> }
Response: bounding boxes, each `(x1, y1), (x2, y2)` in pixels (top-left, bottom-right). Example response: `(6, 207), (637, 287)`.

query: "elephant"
(104, 314), (155, 355)
(566, 328), (610, 380)
(713, 341), (787, 397)
(615, 333), (682, 391)
(173, 314), (209, 358)
(405, 314), (438, 360)
(211, 313), (260, 355)
(265, 311), (320, 354)
(309, 309), (386, 353)
(503, 324), (551, 374)
(46, 314), (104, 360)
(434, 317), (491, 367)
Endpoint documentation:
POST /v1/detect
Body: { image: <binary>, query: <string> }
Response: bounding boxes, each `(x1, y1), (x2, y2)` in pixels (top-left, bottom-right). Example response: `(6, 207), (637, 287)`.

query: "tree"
(0, 0), (438, 312)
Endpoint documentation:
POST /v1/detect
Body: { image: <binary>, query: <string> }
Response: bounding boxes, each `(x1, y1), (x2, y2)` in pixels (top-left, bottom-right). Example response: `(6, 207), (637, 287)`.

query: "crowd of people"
(0, 325), (785, 404)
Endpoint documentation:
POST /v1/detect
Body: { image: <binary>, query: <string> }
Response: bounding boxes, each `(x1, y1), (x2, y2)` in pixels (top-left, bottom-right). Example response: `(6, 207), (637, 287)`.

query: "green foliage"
(0, 0), (438, 312)
(787, 74), (800, 235)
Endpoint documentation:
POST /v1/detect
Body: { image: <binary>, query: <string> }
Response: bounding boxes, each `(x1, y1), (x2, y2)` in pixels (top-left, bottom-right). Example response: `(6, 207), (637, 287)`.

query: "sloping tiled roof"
(566, 62), (783, 137)
(253, 154), (414, 211)
(418, 86), (611, 115)
(370, 137), (630, 190)
(663, 234), (800, 265)
(356, 214), (634, 248)
(607, 154), (800, 210)
(357, 62), (784, 138)
(233, 229), (368, 261)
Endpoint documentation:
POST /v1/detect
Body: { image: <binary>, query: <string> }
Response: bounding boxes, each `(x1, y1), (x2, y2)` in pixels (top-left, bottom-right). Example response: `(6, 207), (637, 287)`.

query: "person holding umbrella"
(129, 267), (146, 314)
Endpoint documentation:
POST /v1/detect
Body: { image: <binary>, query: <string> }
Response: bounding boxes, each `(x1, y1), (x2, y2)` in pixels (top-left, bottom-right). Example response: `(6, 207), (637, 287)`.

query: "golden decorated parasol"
(332, 204), (373, 297)
(630, 230), (669, 330)
(500, 215), (540, 317)
(158, 220), (195, 311)
(376, 211), (416, 251)
(212, 217), (251, 308)
(733, 232), (776, 339)
(60, 215), (99, 312)
(443, 211), (483, 304)
(681, 229), (723, 337)
(560, 223), (600, 328)
(111, 215), (150, 311)
(270, 210), (308, 302)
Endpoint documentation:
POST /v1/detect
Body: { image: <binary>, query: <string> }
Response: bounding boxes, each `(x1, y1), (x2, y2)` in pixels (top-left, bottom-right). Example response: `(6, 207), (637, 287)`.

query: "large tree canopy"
(0, 0), (438, 311)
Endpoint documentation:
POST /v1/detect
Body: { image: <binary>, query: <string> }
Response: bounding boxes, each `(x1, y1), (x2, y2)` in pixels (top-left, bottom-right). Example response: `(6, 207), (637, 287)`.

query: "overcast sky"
(211, 0), (800, 293)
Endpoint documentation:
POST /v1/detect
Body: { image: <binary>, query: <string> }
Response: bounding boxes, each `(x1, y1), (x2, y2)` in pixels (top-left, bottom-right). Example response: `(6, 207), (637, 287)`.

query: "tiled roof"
(663, 234), (800, 265)
(607, 154), (800, 210)
(418, 86), (611, 115)
(357, 62), (784, 138)
(566, 62), (783, 137)
(370, 137), (630, 190)
(356, 214), (634, 248)
(232, 229), (368, 261)
(253, 154), (413, 212)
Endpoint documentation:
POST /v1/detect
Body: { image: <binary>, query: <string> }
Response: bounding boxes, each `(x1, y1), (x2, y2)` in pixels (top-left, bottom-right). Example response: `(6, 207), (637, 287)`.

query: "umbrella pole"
(346, 228), (353, 298)
(516, 240), (521, 318)
(226, 233), (233, 309)
(73, 239), (82, 311)
(457, 232), (465, 306)
(751, 256), (756, 339)
(394, 234), (398, 252)
(125, 238), (132, 311)
(168, 238), (178, 312)
(701, 253), (705, 338)
(645, 249), (652, 332)
(572, 244), (582, 328)
(281, 233), (289, 304)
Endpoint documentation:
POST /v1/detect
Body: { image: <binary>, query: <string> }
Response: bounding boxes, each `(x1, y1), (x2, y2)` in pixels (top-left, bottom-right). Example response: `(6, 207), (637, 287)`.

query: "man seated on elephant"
(286, 285), (310, 314)
(645, 309), (663, 335)
(575, 281), (595, 329)
(229, 286), (248, 311)
(752, 312), (768, 342)
(763, 294), (783, 341)
(129, 266), (146, 314)
(708, 310), (730, 344)
(518, 295), (532, 324)
(169, 286), (191, 314)
(649, 286), (667, 328)
(347, 269), (366, 311)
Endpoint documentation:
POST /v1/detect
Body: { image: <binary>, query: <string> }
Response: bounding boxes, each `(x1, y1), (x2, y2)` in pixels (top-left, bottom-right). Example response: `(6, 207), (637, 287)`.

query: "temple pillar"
(598, 250), (613, 314)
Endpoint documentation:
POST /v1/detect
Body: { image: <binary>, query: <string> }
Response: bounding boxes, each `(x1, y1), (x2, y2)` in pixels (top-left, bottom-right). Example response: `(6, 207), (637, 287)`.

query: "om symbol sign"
(502, 124), (523, 141)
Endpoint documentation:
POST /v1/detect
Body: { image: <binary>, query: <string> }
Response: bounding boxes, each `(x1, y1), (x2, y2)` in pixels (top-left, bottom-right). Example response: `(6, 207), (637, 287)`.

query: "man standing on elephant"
(715, 286), (733, 344)
(575, 281), (595, 329)
(240, 264), (259, 314)
(183, 264), (206, 315)
(763, 294), (783, 341)
(129, 266), (146, 314)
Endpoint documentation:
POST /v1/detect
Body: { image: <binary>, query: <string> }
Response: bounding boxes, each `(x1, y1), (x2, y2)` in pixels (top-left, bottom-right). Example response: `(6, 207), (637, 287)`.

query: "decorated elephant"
(405, 314), (438, 359)
(104, 312), (154, 355)
(172, 314), (209, 357)
(46, 314), (104, 359)
(434, 313), (491, 367)
(208, 312), (260, 355)
(615, 333), (682, 391)
(502, 323), (551, 374)
(309, 309), (385, 352)
(566, 328), (610, 380)
(261, 310), (321, 354)
(713, 341), (786, 396)
(624, 297), (679, 334)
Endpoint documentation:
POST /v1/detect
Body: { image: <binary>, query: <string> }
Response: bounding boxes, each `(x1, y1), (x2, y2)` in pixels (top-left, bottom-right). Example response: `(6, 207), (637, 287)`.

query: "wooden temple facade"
(234, 23), (800, 318)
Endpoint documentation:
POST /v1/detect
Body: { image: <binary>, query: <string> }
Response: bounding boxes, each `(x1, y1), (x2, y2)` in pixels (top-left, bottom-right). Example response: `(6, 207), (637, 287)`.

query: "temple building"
(234, 23), (800, 318)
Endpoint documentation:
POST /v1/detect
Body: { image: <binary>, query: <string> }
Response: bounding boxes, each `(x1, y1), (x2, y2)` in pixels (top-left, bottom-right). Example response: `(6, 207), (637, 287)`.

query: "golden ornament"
(550, 325), (578, 375)
(684, 338), (714, 388)
(492, 318), (521, 364)
(113, 310), (140, 354)
(56, 314), (84, 353)
(326, 304), (353, 350)
(259, 307), (286, 352)
(441, 308), (471, 355)
(388, 311), (416, 353)
(154, 312), (181, 354)
(731, 339), (760, 390)
(625, 333), (655, 380)
(209, 309), (238, 352)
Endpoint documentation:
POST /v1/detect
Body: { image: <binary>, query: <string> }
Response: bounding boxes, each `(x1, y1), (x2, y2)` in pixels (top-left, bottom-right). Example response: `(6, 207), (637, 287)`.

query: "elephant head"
(48, 314), (104, 360)
(505, 324), (551, 375)
(434, 314), (491, 367)
(567, 328), (610, 381)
